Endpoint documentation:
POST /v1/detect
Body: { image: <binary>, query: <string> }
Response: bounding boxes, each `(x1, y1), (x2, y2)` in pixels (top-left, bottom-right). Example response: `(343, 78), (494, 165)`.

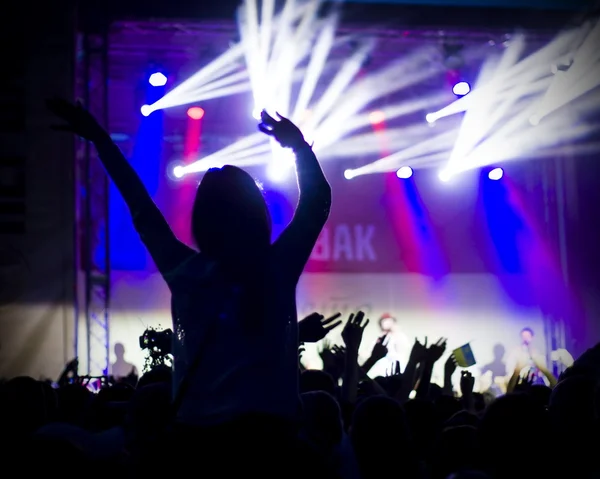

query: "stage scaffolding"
(75, 10), (111, 376)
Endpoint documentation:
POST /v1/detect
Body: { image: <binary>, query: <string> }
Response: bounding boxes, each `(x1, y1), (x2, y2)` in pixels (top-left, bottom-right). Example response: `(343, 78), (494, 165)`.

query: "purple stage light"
(488, 168), (503, 180)
(396, 166), (413, 179)
(452, 81), (470, 96)
(149, 72), (167, 87)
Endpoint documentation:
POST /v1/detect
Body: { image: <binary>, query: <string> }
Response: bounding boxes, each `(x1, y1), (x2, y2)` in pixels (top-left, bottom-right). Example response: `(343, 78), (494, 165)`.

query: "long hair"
(191, 165), (271, 331)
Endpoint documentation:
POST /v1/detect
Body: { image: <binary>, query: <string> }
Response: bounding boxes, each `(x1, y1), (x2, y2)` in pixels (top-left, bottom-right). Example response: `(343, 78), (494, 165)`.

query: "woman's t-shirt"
(166, 251), (301, 426)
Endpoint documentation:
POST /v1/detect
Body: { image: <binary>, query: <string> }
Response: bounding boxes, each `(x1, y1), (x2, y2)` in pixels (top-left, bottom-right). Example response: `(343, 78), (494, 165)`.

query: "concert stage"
(97, 14), (583, 385)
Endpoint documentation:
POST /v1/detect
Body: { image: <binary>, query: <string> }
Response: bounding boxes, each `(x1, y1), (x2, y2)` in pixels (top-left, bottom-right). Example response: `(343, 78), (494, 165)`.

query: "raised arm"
(259, 111), (331, 281)
(47, 99), (194, 276)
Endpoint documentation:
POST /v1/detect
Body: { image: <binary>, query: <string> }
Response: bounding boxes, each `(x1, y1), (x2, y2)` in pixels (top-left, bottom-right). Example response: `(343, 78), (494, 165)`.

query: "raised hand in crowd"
(507, 356), (531, 393)
(57, 357), (79, 387)
(258, 111), (306, 149)
(342, 311), (369, 352)
(514, 369), (535, 393)
(460, 370), (475, 411)
(318, 341), (346, 381)
(341, 311), (370, 404)
(299, 312), (342, 343)
(445, 353), (457, 376)
(386, 360), (401, 377)
(416, 337), (447, 399)
(409, 336), (429, 364)
(426, 337), (447, 364)
(47, 98), (107, 142)
(372, 334), (389, 362)
(460, 370), (475, 396)
(443, 353), (458, 395)
(396, 337), (428, 402)
(361, 334), (389, 374)
(331, 344), (347, 361)
(318, 339), (335, 368)
(48, 97), (170, 213)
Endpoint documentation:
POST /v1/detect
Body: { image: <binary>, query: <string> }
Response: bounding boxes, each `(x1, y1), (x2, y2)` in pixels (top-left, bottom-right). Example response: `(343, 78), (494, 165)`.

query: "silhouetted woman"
(48, 99), (331, 475)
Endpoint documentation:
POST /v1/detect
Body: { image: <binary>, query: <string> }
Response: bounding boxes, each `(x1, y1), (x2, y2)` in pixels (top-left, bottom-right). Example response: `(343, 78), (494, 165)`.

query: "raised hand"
(386, 360), (401, 377)
(318, 340), (336, 374)
(515, 369), (535, 392)
(66, 357), (79, 374)
(460, 370), (475, 396)
(299, 312), (342, 343)
(409, 337), (428, 364)
(341, 311), (370, 352)
(46, 98), (106, 142)
(319, 344), (345, 380)
(318, 339), (331, 356)
(258, 111), (305, 149)
(370, 334), (389, 362)
(331, 345), (347, 365)
(426, 337), (447, 363)
(444, 353), (457, 377)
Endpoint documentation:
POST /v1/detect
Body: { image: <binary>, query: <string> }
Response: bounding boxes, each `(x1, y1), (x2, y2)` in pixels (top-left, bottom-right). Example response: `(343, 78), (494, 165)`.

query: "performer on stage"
(507, 327), (554, 386)
(369, 313), (411, 378)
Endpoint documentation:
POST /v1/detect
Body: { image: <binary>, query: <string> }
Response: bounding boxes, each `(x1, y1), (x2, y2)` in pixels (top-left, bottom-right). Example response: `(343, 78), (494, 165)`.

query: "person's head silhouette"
(192, 165), (271, 269)
(492, 343), (505, 360)
(192, 166), (272, 331)
(114, 342), (125, 360)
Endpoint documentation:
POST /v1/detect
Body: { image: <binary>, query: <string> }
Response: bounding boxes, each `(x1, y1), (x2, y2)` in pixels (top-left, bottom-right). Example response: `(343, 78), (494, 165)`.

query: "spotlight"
(173, 166), (185, 179)
(368, 110), (386, 125)
(344, 169), (355, 180)
(148, 72), (167, 87)
(267, 163), (291, 183)
(187, 107), (205, 120)
(488, 168), (503, 181)
(140, 104), (152, 117)
(396, 166), (413, 179)
(425, 113), (436, 124)
(439, 170), (452, 182)
(267, 148), (294, 182)
(452, 81), (471, 96)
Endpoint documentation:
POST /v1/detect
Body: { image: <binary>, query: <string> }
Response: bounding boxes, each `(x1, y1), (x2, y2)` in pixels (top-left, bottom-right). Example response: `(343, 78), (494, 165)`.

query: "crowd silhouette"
(0, 100), (598, 478)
